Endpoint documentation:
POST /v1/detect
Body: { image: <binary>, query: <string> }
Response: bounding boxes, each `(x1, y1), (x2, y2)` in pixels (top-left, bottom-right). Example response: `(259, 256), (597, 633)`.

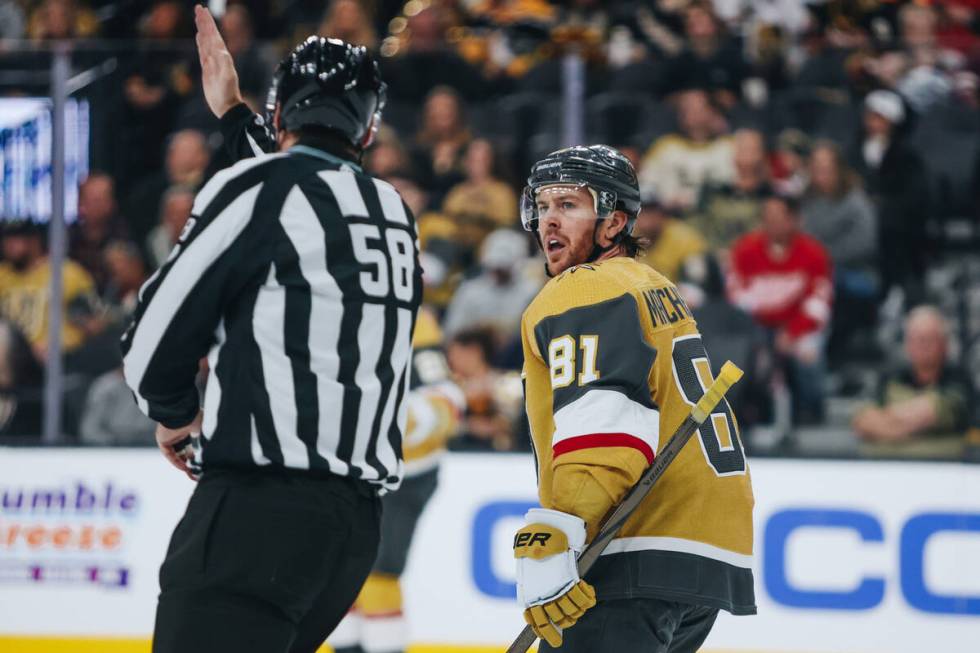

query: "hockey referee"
(121, 10), (421, 653)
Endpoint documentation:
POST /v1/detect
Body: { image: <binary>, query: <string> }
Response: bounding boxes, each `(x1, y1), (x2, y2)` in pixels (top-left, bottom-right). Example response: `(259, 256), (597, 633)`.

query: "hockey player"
(514, 145), (755, 652)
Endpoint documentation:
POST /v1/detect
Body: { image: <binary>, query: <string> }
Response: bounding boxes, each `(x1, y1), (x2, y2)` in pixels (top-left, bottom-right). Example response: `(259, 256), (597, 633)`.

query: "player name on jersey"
(641, 285), (692, 328)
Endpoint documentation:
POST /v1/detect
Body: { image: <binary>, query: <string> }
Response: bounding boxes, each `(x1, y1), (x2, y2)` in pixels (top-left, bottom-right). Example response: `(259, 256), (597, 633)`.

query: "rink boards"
(1, 449), (978, 652)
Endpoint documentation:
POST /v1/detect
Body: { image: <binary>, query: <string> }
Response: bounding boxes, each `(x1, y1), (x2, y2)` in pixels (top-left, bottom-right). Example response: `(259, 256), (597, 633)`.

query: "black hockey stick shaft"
(506, 361), (744, 653)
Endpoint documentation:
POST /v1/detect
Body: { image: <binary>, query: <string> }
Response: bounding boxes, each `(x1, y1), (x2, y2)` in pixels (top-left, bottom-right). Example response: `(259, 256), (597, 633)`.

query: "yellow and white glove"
(514, 508), (597, 647)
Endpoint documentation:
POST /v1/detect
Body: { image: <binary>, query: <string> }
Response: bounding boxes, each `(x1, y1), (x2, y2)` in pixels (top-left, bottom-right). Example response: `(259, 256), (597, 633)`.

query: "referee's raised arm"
(196, 4), (276, 160)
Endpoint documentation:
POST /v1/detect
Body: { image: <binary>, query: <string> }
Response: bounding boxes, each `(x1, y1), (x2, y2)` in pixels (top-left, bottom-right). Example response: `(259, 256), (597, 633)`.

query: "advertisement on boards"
(0, 449), (190, 637)
(402, 456), (980, 652)
(1, 449), (978, 652)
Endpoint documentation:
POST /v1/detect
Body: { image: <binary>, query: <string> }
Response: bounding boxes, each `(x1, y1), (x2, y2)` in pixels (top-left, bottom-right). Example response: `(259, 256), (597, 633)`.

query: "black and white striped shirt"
(121, 142), (421, 490)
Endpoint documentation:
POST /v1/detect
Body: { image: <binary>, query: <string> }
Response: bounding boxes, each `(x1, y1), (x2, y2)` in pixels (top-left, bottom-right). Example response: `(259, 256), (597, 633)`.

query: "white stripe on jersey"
(202, 319), (226, 439)
(250, 414), (271, 465)
(372, 179), (410, 225)
(373, 306), (414, 482)
(552, 388), (660, 452)
(279, 186), (349, 475)
(319, 169), (369, 217)
(601, 536), (753, 569)
(253, 263), (309, 469)
(349, 303), (386, 477)
(190, 154), (281, 216)
(123, 184), (264, 410)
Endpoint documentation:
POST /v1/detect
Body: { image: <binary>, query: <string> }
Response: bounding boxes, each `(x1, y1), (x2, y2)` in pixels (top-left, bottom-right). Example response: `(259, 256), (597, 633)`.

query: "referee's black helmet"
(520, 144), (641, 234)
(265, 36), (387, 148)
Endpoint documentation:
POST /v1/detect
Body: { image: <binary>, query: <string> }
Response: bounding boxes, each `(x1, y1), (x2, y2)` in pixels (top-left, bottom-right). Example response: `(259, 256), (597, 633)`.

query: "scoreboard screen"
(0, 97), (89, 224)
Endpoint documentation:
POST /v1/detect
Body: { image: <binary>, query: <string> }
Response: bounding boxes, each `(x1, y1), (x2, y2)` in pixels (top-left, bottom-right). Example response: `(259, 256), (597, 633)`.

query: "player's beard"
(544, 230), (595, 276)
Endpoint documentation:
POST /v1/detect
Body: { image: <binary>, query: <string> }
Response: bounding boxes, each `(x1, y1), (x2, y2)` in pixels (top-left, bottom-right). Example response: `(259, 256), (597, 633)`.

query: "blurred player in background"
(331, 307), (463, 653)
(194, 9), (463, 653)
(514, 145), (755, 651)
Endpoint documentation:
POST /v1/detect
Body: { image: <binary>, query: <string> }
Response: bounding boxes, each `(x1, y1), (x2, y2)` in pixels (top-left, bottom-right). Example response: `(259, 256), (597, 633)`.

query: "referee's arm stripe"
(192, 155), (282, 217)
(128, 157), (281, 317)
(123, 183), (264, 422)
(201, 319), (226, 437)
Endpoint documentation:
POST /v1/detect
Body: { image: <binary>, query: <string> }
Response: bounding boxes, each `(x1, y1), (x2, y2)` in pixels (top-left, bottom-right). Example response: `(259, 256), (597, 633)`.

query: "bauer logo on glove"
(513, 508), (597, 647)
(513, 526), (566, 556)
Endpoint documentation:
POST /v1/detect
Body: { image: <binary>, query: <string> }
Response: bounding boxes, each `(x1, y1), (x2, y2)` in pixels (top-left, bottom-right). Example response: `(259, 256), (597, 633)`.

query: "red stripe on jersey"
(361, 610), (404, 620)
(553, 433), (655, 465)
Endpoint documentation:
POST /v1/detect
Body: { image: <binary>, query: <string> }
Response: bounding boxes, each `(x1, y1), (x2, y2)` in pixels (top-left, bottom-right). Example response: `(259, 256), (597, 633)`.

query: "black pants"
(373, 467), (439, 575)
(538, 598), (719, 653)
(153, 468), (382, 653)
(333, 468), (440, 653)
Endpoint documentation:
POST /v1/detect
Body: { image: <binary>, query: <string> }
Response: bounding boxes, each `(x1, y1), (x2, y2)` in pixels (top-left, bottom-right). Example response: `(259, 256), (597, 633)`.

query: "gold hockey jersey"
(402, 307), (464, 476)
(520, 256), (755, 614)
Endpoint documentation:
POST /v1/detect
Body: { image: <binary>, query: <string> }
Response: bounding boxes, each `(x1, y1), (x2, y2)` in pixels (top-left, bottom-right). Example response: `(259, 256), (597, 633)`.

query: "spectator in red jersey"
(727, 194), (833, 424)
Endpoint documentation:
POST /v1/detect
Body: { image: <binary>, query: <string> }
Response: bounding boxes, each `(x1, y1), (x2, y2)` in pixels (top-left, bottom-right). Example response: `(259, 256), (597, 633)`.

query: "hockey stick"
(506, 361), (744, 653)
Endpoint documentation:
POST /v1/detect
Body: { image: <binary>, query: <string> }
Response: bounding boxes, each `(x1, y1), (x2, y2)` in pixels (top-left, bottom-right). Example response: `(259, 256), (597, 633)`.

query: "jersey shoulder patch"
(192, 153), (288, 217)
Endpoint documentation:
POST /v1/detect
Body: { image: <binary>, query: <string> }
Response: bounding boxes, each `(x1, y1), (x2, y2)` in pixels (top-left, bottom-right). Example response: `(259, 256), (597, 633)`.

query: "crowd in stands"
(1, 0), (978, 459)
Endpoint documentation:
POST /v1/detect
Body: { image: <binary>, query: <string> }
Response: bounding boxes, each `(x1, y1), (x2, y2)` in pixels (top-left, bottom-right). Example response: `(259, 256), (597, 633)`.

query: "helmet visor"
(519, 185), (537, 232)
(519, 183), (618, 232)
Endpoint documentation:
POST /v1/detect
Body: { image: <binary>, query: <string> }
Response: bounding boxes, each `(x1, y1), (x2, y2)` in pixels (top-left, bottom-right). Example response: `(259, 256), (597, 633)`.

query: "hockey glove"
(514, 508), (596, 647)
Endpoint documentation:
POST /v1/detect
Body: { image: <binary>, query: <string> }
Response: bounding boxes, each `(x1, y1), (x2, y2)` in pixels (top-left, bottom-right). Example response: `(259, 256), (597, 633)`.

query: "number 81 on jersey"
(546, 333), (747, 477)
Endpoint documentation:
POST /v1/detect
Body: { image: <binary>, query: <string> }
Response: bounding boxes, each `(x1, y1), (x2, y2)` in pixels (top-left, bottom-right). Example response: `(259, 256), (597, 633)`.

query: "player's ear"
(600, 210), (628, 246)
